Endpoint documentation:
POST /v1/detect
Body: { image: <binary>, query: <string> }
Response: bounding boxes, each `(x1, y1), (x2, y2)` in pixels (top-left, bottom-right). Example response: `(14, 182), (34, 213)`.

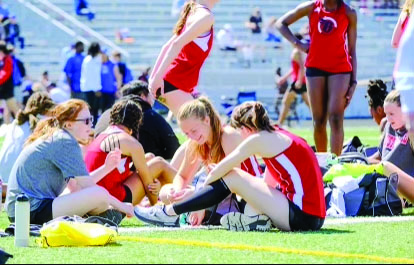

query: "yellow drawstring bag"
(38, 221), (117, 247)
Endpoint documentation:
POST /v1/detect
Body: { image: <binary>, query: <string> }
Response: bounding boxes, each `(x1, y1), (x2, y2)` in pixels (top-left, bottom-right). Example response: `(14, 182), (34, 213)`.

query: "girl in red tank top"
(277, 0), (358, 156)
(276, 33), (311, 126)
(148, 0), (219, 118)
(135, 101), (325, 231)
(84, 98), (177, 206)
(392, 0), (413, 48)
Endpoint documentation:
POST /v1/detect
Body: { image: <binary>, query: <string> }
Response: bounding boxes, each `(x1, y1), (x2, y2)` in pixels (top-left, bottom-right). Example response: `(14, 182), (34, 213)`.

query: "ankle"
(163, 205), (177, 216)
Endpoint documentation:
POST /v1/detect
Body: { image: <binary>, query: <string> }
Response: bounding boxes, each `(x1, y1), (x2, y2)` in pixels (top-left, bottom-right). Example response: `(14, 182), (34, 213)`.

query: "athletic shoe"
(98, 209), (125, 226)
(134, 205), (180, 228)
(220, 212), (272, 232)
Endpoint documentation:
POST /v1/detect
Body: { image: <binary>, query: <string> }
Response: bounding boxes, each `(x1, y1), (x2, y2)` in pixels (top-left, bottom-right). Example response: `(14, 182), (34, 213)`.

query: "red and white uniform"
(241, 156), (262, 177)
(306, 0), (352, 73)
(164, 7), (214, 93)
(263, 128), (326, 219)
(85, 127), (132, 202)
(291, 60), (306, 84)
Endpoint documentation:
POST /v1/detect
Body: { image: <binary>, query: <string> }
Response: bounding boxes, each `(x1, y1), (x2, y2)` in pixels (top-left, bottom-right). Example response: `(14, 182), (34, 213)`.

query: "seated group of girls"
(2, 81), (413, 233)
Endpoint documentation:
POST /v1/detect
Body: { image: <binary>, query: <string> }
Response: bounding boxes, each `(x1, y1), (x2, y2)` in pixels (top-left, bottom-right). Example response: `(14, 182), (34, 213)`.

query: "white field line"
(119, 216), (414, 234)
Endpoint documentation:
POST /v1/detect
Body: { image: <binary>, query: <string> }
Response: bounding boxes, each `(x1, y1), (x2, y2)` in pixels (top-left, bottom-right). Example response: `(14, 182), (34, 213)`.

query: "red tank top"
(306, 0), (353, 73)
(164, 7), (214, 93)
(241, 156), (263, 177)
(291, 60), (306, 84)
(263, 128), (326, 218)
(85, 127), (132, 202)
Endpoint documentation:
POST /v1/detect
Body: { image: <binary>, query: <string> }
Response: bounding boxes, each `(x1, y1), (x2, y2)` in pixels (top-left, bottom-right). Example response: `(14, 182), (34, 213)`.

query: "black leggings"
(173, 179), (231, 215)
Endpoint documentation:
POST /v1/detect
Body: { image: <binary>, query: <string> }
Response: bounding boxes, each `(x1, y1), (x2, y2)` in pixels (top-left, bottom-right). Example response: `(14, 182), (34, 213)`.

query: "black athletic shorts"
(289, 81), (307, 95)
(306, 67), (352, 78)
(161, 80), (179, 95)
(9, 199), (54, 225)
(123, 185), (133, 203)
(0, 83), (14, 100)
(289, 200), (324, 232)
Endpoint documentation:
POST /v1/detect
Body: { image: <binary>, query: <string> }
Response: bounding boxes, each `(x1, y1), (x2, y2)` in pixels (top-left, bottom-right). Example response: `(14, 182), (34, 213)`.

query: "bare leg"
(327, 74), (351, 156)
(53, 185), (132, 218)
(307, 76), (329, 152)
(301, 92), (310, 107)
(383, 161), (414, 202)
(223, 169), (291, 231)
(278, 90), (296, 125)
(163, 90), (194, 117)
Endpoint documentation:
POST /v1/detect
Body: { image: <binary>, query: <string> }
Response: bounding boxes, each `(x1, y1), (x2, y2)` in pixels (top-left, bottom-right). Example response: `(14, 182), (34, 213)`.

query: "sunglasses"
(75, 116), (94, 126)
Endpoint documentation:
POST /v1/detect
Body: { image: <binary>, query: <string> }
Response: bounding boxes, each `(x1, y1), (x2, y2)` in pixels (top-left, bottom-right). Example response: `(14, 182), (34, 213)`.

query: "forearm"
(276, 23), (298, 46)
(152, 43), (182, 81)
(151, 40), (174, 80)
(90, 164), (114, 184)
(351, 54), (357, 81)
(173, 175), (190, 191)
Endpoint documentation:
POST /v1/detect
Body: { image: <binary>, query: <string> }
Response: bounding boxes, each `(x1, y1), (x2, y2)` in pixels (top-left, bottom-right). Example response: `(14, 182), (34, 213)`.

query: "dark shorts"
(306, 67), (352, 78)
(9, 199), (54, 225)
(289, 81), (307, 95)
(289, 200), (324, 232)
(162, 80), (179, 96)
(0, 84), (14, 100)
(123, 185), (133, 203)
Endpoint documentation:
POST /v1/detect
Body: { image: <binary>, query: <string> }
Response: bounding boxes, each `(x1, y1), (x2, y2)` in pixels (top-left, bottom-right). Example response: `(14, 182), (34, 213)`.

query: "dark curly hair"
(109, 98), (143, 139)
(366, 79), (388, 109)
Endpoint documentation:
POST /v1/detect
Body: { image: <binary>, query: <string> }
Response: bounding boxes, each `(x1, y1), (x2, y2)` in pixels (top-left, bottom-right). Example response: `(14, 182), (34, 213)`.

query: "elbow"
(275, 19), (284, 31)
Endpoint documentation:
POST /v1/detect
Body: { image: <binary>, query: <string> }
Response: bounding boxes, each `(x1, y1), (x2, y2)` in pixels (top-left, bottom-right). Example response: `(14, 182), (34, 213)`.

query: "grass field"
(2, 124), (411, 264)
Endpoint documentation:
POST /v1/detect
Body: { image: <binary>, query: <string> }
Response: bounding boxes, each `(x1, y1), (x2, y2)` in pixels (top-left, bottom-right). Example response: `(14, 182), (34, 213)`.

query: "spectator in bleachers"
(368, 90), (414, 176)
(245, 7), (266, 62)
(265, 17), (282, 46)
(391, 0), (413, 48)
(138, 67), (151, 84)
(0, 0), (9, 21)
(64, 41), (85, 100)
(0, 43), (19, 124)
(216, 24), (242, 51)
(5, 15), (24, 50)
(100, 49), (121, 113)
(366, 79), (388, 130)
(0, 92), (55, 186)
(10, 46), (26, 88)
(80, 42), (102, 122)
(74, 0), (95, 21)
(112, 51), (133, 87)
(95, 81), (180, 160)
(277, 0), (358, 156)
(115, 28), (135, 44)
(277, 33), (310, 126)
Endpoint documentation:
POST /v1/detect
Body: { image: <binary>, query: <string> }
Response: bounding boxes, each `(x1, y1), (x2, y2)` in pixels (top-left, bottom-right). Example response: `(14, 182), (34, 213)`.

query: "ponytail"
(178, 97), (225, 164)
(231, 102), (275, 133)
(174, 0), (197, 35)
(16, 92), (55, 131)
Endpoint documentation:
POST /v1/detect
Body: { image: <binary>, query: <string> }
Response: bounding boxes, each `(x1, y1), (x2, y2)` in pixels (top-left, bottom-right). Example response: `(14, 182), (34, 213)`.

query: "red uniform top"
(306, 0), (353, 73)
(241, 156), (263, 177)
(263, 128), (326, 219)
(164, 7), (214, 93)
(0, 55), (13, 85)
(291, 60), (306, 84)
(85, 127), (132, 202)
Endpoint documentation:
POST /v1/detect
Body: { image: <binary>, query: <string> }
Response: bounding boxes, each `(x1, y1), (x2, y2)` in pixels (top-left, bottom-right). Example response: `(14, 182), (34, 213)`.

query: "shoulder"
(221, 126), (243, 154)
(345, 4), (357, 18)
(194, 7), (215, 24)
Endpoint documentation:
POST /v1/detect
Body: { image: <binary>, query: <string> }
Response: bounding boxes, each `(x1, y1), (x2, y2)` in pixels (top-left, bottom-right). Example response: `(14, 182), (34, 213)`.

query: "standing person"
(4, 15), (24, 50)
(276, 0), (358, 156)
(74, 0), (95, 21)
(134, 102), (326, 232)
(277, 33), (310, 126)
(81, 42), (102, 122)
(100, 50), (121, 113)
(112, 51), (133, 87)
(5, 99), (134, 225)
(0, 43), (19, 124)
(391, 0), (413, 48)
(64, 41), (85, 99)
(394, 14), (414, 144)
(148, 0), (217, 117)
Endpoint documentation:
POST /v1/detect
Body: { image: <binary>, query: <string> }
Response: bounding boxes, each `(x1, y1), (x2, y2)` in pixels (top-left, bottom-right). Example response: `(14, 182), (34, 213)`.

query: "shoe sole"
(221, 212), (271, 232)
(134, 208), (180, 228)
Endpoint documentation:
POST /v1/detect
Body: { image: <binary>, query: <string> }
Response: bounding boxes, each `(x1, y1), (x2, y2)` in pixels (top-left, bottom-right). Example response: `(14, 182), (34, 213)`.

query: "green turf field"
(2, 125), (409, 264)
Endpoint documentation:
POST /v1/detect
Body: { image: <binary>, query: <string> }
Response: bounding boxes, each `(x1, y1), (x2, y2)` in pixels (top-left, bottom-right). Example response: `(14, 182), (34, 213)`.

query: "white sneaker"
(220, 212), (272, 232)
(134, 205), (180, 228)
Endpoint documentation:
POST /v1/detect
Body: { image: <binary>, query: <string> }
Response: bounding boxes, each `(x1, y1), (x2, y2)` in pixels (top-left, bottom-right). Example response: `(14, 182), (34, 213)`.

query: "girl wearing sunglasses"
(5, 99), (134, 225)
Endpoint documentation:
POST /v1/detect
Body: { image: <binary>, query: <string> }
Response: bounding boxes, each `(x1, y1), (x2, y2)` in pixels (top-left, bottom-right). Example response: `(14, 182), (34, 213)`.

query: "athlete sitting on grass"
(158, 97), (262, 226)
(368, 90), (414, 177)
(134, 101), (326, 232)
(85, 97), (176, 206)
(5, 99), (134, 225)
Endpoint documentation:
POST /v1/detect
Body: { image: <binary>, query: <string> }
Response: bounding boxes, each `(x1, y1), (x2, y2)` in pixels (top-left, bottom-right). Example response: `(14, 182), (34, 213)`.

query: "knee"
(222, 169), (244, 192)
(91, 186), (111, 202)
(329, 113), (344, 130)
(159, 184), (174, 204)
(313, 117), (326, 130)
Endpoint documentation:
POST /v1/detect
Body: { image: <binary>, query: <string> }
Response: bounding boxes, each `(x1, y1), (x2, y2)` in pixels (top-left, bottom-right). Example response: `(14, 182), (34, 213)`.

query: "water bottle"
(15, 194), (30, 247)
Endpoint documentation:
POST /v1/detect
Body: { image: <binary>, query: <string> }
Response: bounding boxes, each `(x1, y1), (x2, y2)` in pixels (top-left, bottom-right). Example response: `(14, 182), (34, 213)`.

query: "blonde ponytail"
(174, 0), (197, 35)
